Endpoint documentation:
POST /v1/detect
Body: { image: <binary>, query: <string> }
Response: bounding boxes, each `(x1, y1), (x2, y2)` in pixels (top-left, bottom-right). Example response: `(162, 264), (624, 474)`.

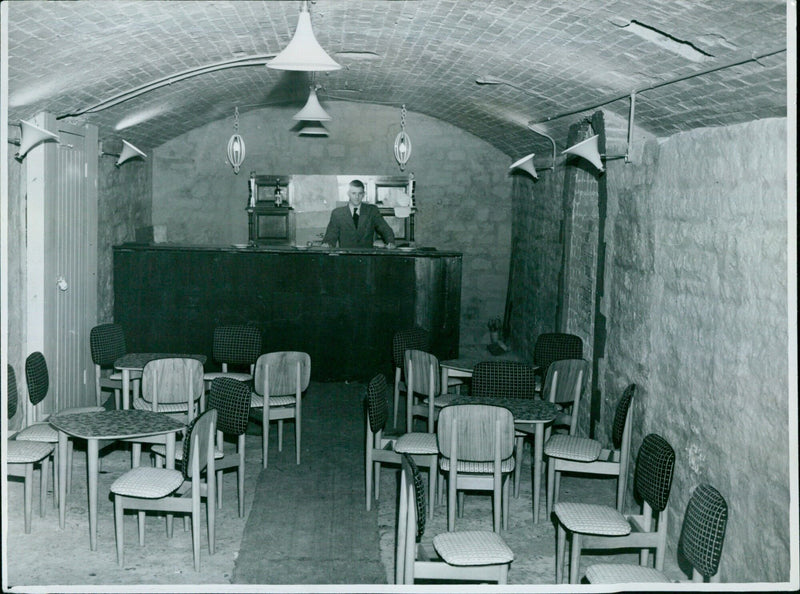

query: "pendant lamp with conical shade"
(267, 1), (341, 72)
(298, 122), (329, 136)
(509, 153), (538, 179)
(562, 134), (604, 172)
(293, 86), (332, 121)
(15, 120), (60, 159)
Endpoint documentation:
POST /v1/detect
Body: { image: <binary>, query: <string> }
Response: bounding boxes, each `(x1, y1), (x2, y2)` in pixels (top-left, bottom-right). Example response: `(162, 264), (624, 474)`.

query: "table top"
(440, 347), (524, 372)
(114, 352), (207, 370)
(49, 409), (185, 440)
(449, 396), (559, 423)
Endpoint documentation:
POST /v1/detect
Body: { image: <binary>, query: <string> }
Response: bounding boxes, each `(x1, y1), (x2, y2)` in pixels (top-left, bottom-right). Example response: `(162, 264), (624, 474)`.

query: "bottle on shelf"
(274, 179), (283, 207)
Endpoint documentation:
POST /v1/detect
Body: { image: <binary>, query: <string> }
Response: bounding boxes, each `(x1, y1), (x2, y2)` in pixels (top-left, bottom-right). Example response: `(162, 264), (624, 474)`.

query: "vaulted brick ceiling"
(5, 0), (789, 159)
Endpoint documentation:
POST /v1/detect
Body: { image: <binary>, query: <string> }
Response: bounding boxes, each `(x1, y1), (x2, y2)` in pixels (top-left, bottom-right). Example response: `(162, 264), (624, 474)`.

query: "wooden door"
(25, 112), (98, 421)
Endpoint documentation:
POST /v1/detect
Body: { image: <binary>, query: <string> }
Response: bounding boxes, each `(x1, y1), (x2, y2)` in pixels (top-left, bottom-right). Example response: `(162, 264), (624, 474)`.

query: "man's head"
(348, 180), (365, 208)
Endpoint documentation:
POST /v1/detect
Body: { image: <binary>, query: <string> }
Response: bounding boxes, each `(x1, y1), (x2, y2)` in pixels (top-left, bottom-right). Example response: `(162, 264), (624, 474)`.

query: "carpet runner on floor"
(232, 382), (386, 584)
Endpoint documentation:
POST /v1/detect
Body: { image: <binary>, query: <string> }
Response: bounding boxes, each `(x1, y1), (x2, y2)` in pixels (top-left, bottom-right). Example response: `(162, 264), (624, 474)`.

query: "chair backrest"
(89, 323), (127, 366)
(543, 358), (588, 434)
(254, 351), (311, 396)
(678, 484), (728, 580)
(471, 361), (537, 399)
(366, 373), (390, 435)
(404, 349), (440, 397)
(392, 327), (430, 369)
(212, 325), (262, 367)
(402, 453), (428, 540)
(533, 333), (583, 378)
(208, 377), (251, 436)
(25, 351), (49, 406)
(7, 364), (18, 420)
(611, 384), (636, 448)
(141, 357), (205, 413)
(181, 408), (218, 479)
(633, 434), (675, 513)
(437, 404), (515, 462)
(396, 454), (428, 584)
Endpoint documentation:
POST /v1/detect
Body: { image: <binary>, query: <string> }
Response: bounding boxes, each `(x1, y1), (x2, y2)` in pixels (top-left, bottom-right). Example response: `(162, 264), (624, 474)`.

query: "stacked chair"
(6, 365), (54, 533)
(586, 484), (729, 584)
(395, 454), (514, 585)
(111, 409), (218, 571)
(437, 404), (516, 532)
(365, 373), (438, 517)
(554, 433), (676, 584)
(545, 383), (636, 515)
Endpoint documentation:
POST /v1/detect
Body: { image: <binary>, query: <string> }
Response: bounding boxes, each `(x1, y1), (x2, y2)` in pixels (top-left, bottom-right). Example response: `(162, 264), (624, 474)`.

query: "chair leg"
(447, 471), (456, 532)
(208, 481), (216, 555)
(547, 461), (555, 517)
(114, 388), (121, 410)
(457, 491), (465, 519)
(427, 457), (436, 519)
(514, 435), (524, 497)
(493, 476), (501, 533)
(295, 403), (301, 465)
(66, 441), (74, 495)
(114, 496), (125, 566)
(216, 469), (224, 510)
(237, 439), (246, 518)
(365, 443), (373, 511)
(393, 367), (401, 427)
(139, 511), (147, 545)
(23, 463), (34, 533)
(556, 524), (566, 584)
(262, 406), (269, 469)
(192, 504), (201, 571)
(374, 462), (382, 500)
(277, 420), (283, 452)
(40, 455), (49, 518)
(502, 474), (510, 531)
(51, 450), (59, 508)
(553, 470), (562, 510)
(569, 532), (582, 584)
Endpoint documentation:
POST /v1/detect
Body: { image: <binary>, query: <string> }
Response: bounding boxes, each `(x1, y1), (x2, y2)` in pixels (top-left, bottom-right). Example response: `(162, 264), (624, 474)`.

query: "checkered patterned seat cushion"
(7, 440), (54, 463)
(422, 393), (459, 408)
(395, 432), (437, 454)
(203, 371), (253, 382)
(585, 563), (670, 583)
(15, 422), (58, 443)
(544, 434), (602, 461)
(133, 398), (190, 413)
(433, 530), (515, 566)
(249, 394), (295, 408)
(439, 456), (515, 473)
(110, 466), (184, 498)
(554, 502), (631, 535)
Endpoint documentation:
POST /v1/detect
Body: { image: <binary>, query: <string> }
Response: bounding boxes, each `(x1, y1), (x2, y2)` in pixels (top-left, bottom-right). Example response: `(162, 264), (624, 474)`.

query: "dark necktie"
(352, 208), (359, 227)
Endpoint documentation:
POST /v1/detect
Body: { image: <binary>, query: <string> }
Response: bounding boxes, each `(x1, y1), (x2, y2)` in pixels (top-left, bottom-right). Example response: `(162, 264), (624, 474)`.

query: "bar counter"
(113, 243), (462, 381)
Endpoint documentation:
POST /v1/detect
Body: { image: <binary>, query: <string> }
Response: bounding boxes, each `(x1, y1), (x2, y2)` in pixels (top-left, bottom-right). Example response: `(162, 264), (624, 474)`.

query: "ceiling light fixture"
(293, 85), (332, 121)
(393, 104), (412, 171)
(12, 120), (60, 159)
(509, 153), (538, 179)
(298, 121), (329, 136)
(227, 107), (246, 174)
(562, 134), (604, 172)
(267, 1), (341, 72)
(114, 140), (147, 166)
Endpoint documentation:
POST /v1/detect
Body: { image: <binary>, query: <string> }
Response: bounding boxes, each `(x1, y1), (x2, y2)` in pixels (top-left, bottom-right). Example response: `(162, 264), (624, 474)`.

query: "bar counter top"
(115, 242), (461, 257)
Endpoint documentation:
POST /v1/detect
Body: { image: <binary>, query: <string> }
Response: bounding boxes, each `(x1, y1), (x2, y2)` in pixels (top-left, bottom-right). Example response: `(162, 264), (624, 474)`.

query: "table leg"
(165, 433), (176, 536)
(87, 439), (99, 551)
(533, 425), (544, 524)
(441, 367), (449, 393)
(58, 431), (68, 529)
(122, 369), (130, 409)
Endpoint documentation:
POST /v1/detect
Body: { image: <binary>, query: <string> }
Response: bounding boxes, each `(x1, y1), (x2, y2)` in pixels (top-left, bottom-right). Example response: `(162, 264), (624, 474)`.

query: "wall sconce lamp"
(227, 107), (246, 174)
(394, 104), (412, 171)
(293, 85), (332, 121)
(100, 139), (148, 166)
(298, 121), (329, 136)
(11, 120), (60, 160)
(267, 1), (341, 72)
(509, 153), (538, 179)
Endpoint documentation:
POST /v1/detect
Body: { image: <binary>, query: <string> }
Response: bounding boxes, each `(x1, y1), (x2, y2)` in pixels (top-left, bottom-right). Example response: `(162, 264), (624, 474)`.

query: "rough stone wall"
(152, 103), (513, 347)
(507, 164), (566, 359)
(603, 118), (789, 582)
(6, 153), (26, 430)
(96, 157), (152, 323)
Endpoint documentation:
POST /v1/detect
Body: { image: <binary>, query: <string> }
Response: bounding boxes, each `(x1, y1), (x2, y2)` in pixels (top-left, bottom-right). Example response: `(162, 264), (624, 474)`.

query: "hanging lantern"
(227, 107), (246, 174)
(393, 104), (412, 171)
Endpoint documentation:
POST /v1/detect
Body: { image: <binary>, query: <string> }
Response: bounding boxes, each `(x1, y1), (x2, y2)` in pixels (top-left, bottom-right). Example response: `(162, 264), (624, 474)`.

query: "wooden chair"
(90, 323), (141, 408)
(395, 454), (514, 585)
(152, 377), (251, 517)
(365, 374), (438, 518)
(437, 404), (516, 532)
(587, 484), (728, 584)
(15, 352), (104, 500)
(203, 325), (262, 387)
(133, 357), (204, 423)
(545, 383), (636, 516)
(111, 409), (217, 571)
(471, 360), (538, 497)
(404, 349), (458, 433)
(250, 351), (310, 468)
(532, 332), (583, 394)
(6, 364), (54, 533)
(554, 433), (676, 584)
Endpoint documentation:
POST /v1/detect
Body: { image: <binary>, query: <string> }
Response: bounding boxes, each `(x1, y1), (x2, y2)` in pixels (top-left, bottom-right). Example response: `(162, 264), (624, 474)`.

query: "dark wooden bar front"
(113, 244), (462, 381)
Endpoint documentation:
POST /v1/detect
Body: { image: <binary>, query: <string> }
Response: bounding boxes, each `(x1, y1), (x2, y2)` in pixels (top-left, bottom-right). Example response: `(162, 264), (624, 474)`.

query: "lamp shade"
(562, 134), (604, 172)
(509, 153), (538, 179)
(116, 140), (147, 166)
(293, 87), (332, 121)
(16, 120), (60, 159)
(267, 5), (341, 71)
(298, 122), (329, 136)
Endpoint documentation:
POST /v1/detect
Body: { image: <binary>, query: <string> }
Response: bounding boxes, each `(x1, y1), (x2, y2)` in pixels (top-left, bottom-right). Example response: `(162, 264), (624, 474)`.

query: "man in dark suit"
(322, 179), (396, 248)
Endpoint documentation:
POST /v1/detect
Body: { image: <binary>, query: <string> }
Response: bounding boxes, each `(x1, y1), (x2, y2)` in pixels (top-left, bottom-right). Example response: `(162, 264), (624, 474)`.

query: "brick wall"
(151, 102), (513, 347)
